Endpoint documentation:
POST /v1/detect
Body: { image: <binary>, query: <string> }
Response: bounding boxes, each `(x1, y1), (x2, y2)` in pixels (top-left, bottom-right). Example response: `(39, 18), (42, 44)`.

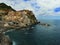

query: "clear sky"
(0, 0), (60, 16)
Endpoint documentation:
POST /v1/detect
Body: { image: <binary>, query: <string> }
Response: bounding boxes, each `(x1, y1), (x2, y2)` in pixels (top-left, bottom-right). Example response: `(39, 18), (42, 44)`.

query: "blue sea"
(5, 16), (60, 45)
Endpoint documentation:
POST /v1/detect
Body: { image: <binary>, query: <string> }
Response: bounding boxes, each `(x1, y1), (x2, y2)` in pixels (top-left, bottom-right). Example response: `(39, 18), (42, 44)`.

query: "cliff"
(3, 10), (37, 28)
(0, 3), (39, 45)
(0, 3), (38, 29)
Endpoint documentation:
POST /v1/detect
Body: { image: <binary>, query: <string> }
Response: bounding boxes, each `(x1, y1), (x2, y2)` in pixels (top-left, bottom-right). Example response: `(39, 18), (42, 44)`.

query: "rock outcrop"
(3, 10), (37, 28)
(0, 3), (38, 29)
(0, 3), (40, 34)
(0, 3), (39, 45)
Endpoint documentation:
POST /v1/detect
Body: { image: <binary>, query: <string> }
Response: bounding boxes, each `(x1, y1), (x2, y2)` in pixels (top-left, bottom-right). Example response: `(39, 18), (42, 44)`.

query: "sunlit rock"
(0, 3), (39, 45)
(0, 3), (39, 31)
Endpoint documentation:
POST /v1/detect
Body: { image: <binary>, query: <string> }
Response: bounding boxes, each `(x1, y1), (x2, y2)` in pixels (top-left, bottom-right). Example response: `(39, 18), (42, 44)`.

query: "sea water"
(5, 17), (60, 45)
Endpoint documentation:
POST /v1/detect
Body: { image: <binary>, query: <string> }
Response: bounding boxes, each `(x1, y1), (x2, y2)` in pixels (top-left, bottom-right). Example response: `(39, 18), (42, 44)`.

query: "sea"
(5, 15), (60, 45)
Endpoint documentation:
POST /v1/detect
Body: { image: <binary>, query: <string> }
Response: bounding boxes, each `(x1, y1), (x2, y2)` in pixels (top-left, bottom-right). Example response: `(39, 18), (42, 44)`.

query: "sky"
(0, 0), (60, 16)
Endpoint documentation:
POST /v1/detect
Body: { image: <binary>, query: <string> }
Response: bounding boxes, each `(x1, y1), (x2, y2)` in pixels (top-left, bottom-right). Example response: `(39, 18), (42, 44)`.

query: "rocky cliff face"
(0, 3), (37, 29)
(3, 10), (37, 28)
(0, 3), (38, 45)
